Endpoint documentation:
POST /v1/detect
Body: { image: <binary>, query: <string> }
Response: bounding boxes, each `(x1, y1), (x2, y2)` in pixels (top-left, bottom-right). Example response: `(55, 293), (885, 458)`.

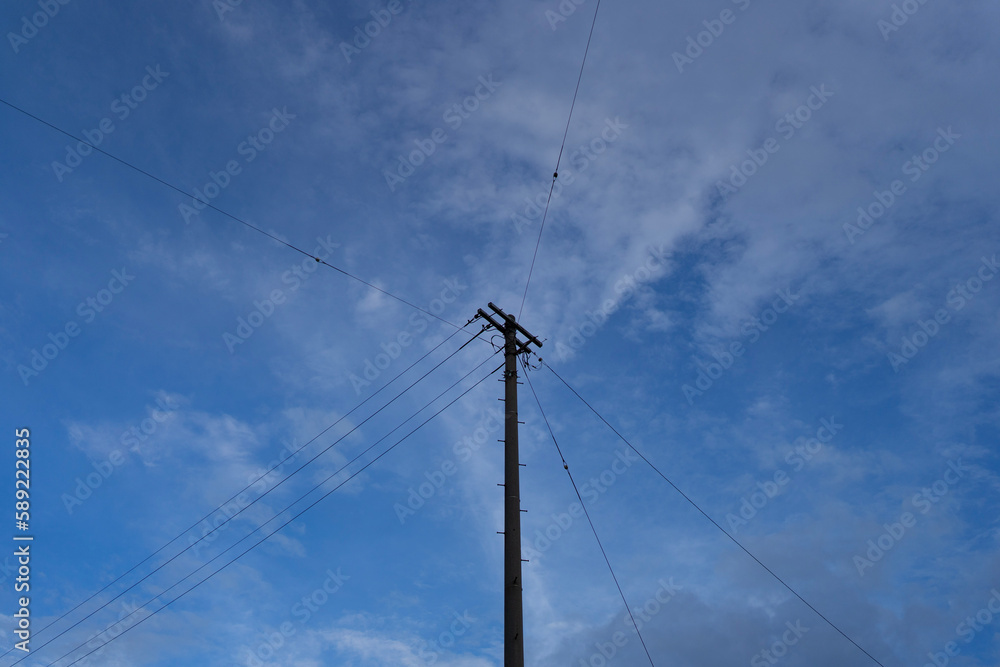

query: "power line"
(23, 337), (489, 663)
(521, 360), (655, 666)
(51, 354), (505, 667)
(544, 364), (887, 667)
(6, 325), (484, 664)
(0, 96), (464, 330)
(1, 325), (472, 659)
(518, 0), (604, 321)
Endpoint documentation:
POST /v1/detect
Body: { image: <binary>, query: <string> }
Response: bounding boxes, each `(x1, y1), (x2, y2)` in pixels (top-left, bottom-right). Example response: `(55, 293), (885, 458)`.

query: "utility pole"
(476, 303), (542, 667)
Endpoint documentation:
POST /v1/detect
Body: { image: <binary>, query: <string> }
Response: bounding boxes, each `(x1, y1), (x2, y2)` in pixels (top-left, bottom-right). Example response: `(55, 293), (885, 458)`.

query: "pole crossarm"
(488, 303), (544, 348)
(476, 305), (543, 357)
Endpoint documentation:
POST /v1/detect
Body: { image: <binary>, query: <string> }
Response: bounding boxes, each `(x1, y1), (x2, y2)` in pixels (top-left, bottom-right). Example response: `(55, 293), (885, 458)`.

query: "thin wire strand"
(0, 96), (462, 330)
(0, 327), (477, 662)
(521, 360), (655, 666)
(14, 331), (487, 666)
(52, 356), (504, 667)
(544, 364), (886, 667)
(518, 0), (603, 320)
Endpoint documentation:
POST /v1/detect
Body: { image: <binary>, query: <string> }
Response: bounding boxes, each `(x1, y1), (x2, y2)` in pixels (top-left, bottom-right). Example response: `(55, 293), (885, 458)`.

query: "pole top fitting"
(482, 303), (543, 349)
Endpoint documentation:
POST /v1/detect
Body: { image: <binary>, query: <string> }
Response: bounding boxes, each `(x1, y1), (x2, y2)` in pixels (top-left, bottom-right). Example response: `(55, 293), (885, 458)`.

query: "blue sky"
(1, 0), (999, 665)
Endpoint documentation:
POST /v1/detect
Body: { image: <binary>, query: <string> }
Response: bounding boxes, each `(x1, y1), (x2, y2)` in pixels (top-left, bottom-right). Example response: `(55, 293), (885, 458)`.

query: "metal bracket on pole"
(488, 302), (543, 348)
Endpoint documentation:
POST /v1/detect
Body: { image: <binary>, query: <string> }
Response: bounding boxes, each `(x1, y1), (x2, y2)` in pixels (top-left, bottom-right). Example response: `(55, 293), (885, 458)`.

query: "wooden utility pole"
(475, 303), (542, 667)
